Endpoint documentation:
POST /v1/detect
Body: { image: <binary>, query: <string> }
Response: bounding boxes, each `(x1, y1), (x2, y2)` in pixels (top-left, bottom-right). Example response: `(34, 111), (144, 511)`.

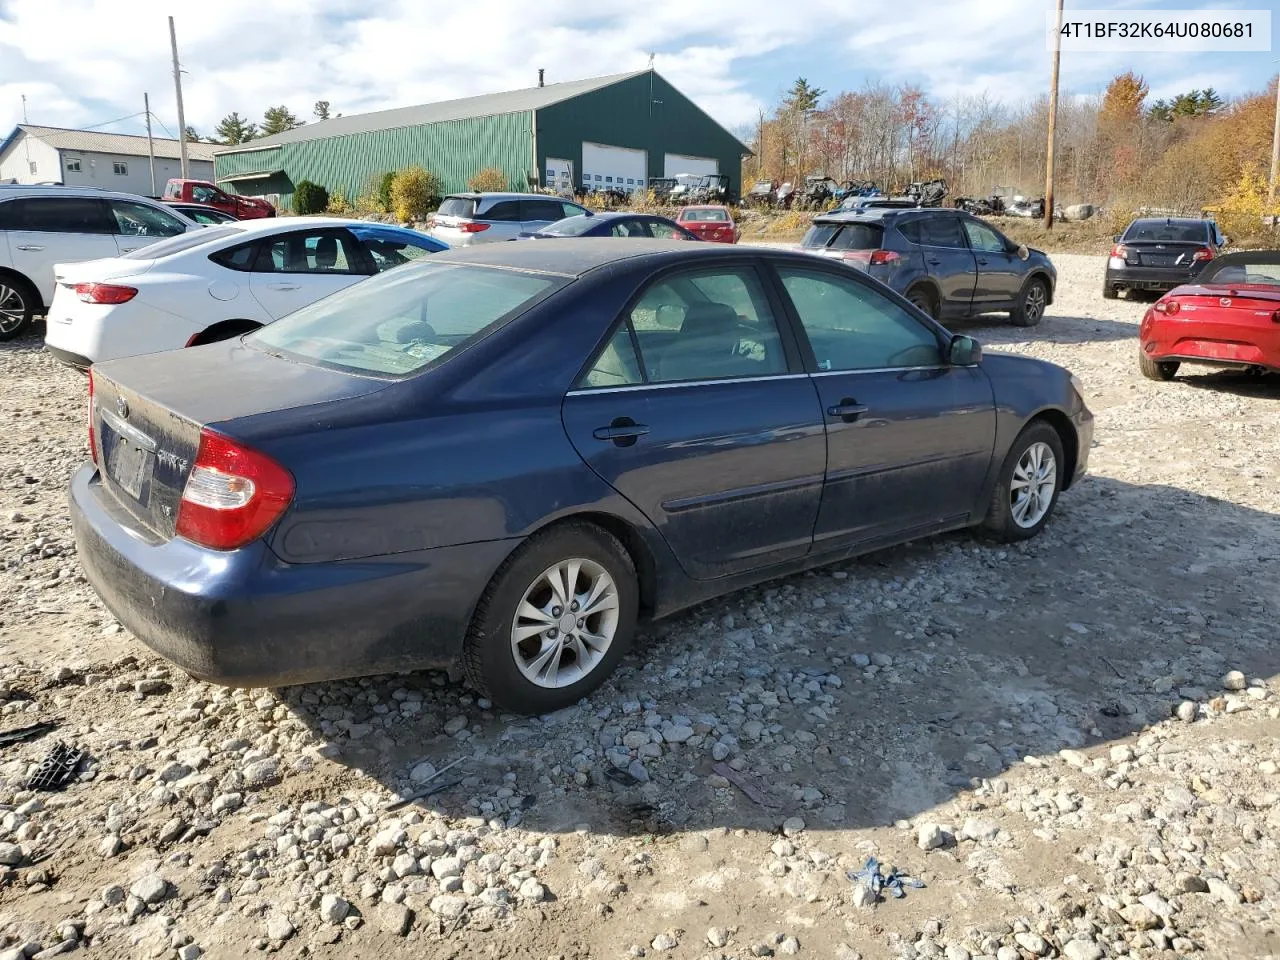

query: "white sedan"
(43, 217), (447, 368)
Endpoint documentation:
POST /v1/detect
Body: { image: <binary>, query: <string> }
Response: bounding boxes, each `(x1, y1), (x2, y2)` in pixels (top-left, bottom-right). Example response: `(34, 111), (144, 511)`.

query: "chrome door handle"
(16, 245), (44, 251)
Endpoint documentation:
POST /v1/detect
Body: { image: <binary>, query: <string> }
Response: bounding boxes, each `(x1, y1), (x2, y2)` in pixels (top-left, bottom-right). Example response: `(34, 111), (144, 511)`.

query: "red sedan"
(675, 205), (739, 243)
(1139, 251), (1280, 381)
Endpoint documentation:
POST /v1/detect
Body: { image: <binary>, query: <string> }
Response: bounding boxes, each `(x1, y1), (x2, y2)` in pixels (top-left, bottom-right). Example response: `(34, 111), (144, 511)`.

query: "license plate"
(103, 424), (153, 501)
(1143, 255), (1176, 266)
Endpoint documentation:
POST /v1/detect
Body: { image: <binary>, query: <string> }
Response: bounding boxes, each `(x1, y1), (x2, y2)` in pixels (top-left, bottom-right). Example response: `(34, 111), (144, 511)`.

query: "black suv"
(1103, 217), (1226, 299)
(800, 207), (1057, 326)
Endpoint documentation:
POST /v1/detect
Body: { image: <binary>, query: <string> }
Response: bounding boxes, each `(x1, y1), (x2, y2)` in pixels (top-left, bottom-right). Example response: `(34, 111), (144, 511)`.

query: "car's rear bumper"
(69, 465), (518, 688)
(45, 344), (92, 370)
(45, 292), (199, 366)
(1141, 319), (1280, 372)
(1105, 263), (1205, 290)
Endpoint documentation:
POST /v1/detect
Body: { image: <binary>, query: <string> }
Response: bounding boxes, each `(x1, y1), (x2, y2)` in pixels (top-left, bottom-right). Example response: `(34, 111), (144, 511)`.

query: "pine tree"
(313, 100), (331, 121)
(214, 112), (257, 145)
(261, 106), (304, 137)
(183, 125), (201, 143)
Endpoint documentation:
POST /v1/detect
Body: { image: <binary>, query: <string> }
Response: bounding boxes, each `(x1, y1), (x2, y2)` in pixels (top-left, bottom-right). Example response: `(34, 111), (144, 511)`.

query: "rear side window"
(250, 263), (565, 377)
(521, 199), (569, 221)
(110, 200), (188, 238)
(479, 200), (522, 222)
(827, 223), (884, 251)
(578, 324), (644, 388)
(209, 241), (259, 271)
(0, 196), (115, 233)
(917, 216), (966, 248)
(437, 197), (477, 218)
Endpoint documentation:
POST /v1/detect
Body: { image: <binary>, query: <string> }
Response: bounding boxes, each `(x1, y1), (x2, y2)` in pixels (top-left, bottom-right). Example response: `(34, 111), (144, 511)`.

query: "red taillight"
(459, 222), (490, 234)
(1110, 244), (1129, 259)
(87, 369), (97, 465)
(175, 430), (294, 551)
(1192, 247), (1214, 262)
(74, 282), (137, 305)
(1154, 300), (1181, 315)
(869, 250), (901, 266)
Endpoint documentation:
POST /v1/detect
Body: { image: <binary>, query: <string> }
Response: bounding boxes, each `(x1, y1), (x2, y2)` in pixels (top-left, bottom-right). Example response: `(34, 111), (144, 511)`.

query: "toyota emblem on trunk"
(116, 396), (129, 418)
(1220, 298), (1232, 308)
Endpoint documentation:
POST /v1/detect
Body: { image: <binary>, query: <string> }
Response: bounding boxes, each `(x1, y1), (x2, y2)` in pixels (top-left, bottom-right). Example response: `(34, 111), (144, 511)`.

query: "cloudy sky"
(0, 0), (1275, 141)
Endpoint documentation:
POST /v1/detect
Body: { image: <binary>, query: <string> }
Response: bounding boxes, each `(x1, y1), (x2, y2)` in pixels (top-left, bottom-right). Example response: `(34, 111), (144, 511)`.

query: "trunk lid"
(1119, 240), (1207, 268)
(53, 258), (155, 285)
(91, 340), (392, 539)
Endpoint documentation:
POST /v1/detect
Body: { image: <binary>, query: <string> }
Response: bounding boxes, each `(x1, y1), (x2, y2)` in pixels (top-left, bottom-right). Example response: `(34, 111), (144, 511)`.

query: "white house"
(0, 125), (216, 197)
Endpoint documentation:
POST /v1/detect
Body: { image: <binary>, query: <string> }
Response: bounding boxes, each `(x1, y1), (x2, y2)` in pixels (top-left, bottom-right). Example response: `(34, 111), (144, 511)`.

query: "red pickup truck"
(163, 179), (275, 219)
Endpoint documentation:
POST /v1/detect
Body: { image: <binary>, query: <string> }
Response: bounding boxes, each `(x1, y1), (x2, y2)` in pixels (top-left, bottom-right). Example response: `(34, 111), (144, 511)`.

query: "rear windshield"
(163, 182), (180, 198)
(682, 209), (729, 222)
(437, 197), (477, 218)
(538, 215), (599, 236)
(120, 225), (244, 259)
(827, 223), (884, 250)
(1199, 258), (1280, 286)
(1122, 221), (1208, 243)
(801, 224), (841, 248)
(249, 262), (567, 377)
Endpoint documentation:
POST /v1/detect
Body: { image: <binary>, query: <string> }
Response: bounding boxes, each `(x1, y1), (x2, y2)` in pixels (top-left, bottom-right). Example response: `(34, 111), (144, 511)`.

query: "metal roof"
(217, 71), (649, 153)
(1, 125), (218, 162)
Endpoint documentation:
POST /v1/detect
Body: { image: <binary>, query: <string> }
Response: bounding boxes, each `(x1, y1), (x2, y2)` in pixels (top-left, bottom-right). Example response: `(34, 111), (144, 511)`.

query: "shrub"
(389, 166), (442, 223)
(377, 171), (396, 212)
(324, 189), (353, 215)
(292, 180), (328, 215)
(467, 166), (509, 192)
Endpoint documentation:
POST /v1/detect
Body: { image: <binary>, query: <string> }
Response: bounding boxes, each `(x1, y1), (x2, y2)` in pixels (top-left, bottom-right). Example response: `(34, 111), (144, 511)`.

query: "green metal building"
(214, 70), (751, 211)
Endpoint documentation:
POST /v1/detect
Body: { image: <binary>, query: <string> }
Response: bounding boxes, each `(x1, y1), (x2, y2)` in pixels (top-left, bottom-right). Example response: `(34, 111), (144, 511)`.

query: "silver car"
(427, 192), (590, 246)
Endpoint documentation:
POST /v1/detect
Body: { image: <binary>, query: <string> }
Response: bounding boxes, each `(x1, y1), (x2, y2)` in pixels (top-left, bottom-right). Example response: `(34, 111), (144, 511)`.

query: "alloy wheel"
(510, 558), (620, 688)
(1024, 283), (1046, 323)
(1010, 441), (1057, 529)
(0, 284), (26, 335)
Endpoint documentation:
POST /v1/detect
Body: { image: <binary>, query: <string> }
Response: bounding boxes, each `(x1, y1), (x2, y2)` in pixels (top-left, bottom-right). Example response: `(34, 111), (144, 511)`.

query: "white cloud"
(0, 0), (1263, 140)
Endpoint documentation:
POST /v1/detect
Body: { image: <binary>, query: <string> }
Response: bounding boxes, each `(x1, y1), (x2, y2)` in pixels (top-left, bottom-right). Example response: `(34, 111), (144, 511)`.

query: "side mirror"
(1017, 244), (1030, 261)
(949, 335), (982, 366)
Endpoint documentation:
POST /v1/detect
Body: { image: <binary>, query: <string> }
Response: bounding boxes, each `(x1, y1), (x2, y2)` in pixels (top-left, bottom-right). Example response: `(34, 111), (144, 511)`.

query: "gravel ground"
(1, 253), (1279, 960)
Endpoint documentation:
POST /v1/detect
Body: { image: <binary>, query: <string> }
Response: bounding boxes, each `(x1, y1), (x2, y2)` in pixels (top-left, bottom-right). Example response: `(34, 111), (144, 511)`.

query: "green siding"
(214, 111), (534, 210)
(535, 72), (747, 197)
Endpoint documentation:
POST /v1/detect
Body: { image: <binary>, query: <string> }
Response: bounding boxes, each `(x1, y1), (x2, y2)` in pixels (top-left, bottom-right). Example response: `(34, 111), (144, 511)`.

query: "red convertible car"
(1139, 251), (1280, 381)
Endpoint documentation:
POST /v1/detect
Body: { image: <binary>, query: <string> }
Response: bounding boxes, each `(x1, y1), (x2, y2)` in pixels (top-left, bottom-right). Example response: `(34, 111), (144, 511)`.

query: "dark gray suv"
(800, 207), (1057, 326)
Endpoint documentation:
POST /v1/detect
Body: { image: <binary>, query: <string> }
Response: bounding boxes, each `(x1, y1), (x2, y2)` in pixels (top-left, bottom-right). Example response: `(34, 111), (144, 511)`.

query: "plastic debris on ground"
(847, 856), (926, 901)
(26, 741), (84, 791)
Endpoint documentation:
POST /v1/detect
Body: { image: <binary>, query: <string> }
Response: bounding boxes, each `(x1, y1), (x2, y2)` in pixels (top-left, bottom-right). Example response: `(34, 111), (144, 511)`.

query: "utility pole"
(169, 16), (189, 179)
(1269, 67), (1279, 219)
(144, 93), (157, 197)
(1044, 0), (1064, 229)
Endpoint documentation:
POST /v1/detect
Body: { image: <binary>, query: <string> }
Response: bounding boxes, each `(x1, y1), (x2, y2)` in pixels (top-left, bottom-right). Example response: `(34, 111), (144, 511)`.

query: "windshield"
(538, 216), (599, 237)
(120, 225), (244, 259)
(437, 197), (477, 218)
(250, 262), (567, 377)
(1123, 221), (1208, 243)
(1199, 258), (1280, 286)
(682, 209), (729, 222)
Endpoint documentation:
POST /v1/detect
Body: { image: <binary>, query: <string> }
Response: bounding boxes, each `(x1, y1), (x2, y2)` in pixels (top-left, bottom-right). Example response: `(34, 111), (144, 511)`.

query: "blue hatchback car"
(71, 240), (1092, 714)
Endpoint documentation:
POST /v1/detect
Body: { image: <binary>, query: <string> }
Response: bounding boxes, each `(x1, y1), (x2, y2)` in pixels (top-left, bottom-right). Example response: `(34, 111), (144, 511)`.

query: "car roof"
(425, 237), (813, 277)
(1127, 217), (1209, 227)
(444, 192), (564, 201)
(0, 184), (173, 203)
(813, 208), (931, 224)
(214, 216), (402, 235)
(678, 204), (730, 211)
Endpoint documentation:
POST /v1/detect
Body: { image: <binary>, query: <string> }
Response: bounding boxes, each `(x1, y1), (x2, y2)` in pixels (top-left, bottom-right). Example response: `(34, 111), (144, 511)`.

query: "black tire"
(906, 285), (938, 320)
(1010, 276), (1048, 326)
(0, 274), (39, 342)
(1102, 280), (1118, 300)
(461, 522), (639, 715)
(981, 421), (1065, 543)
(1139, 352), (1179, 381)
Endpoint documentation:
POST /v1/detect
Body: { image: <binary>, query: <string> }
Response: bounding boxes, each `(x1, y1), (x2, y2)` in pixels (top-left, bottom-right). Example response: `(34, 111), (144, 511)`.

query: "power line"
(150, 114), (177, 140)
(81, 111), (148, 132)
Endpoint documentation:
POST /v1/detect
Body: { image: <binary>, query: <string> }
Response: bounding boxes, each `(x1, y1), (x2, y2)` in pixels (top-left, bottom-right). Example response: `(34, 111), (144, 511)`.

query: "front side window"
(6, 196), (114, 233)
(962, 218), (1007, 253)
(609, 219), (648, 238)
(110, 200), (188, 238)
(259, 230), (365, 274)
(648, 221), (684, 240)
(65, 157), (82, 173)
(250, 263), (565, 377)
(627, 267), (787, 384)
(350, 226), (441, 273)
(778, 267), (941, 372)
(521, 198), (569, 222)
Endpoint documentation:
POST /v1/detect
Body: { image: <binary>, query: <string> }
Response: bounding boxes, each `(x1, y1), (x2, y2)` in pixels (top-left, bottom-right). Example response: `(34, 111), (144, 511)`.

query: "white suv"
(0, 186), (196, 340)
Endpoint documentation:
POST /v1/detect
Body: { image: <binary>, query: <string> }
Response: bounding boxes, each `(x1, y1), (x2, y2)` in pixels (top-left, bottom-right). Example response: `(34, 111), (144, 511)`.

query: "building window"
(28, 161), (36, 175)
(594, 174), (602, 181)
(113, 161), (128, 176)
(65, 157), (81, 173)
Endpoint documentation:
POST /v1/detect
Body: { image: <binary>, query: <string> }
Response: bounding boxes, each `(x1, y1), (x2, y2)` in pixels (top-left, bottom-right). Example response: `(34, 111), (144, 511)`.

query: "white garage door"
(581, 142), (647, 193)
(664, 153), (718, 178)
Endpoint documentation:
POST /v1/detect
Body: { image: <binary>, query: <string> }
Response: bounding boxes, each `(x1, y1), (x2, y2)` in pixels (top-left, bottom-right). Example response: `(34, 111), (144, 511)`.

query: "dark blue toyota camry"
(72, 239), (1092, 714)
